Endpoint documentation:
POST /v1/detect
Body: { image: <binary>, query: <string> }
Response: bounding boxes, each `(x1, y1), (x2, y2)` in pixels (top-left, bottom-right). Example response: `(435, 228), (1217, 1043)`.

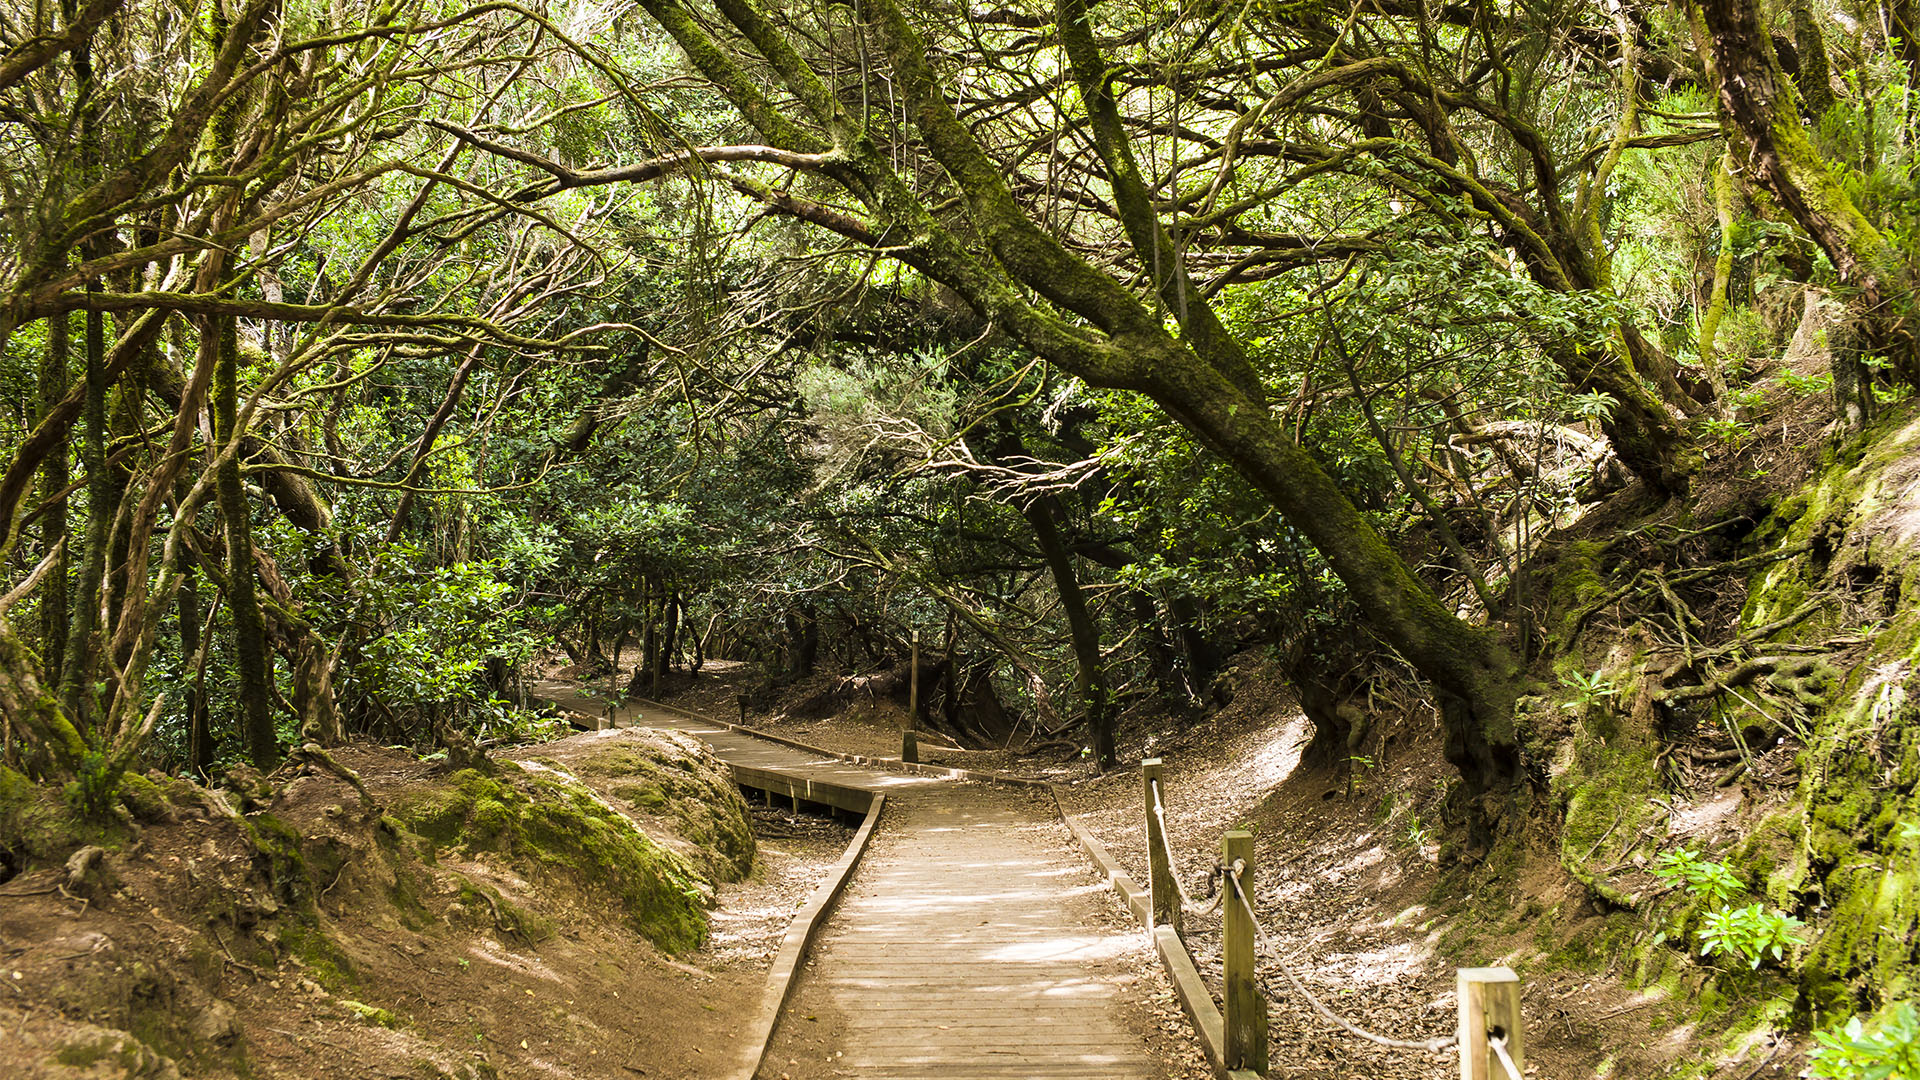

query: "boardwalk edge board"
(734, 785), (886, 1080)
(1049, 786), (1260, 1080)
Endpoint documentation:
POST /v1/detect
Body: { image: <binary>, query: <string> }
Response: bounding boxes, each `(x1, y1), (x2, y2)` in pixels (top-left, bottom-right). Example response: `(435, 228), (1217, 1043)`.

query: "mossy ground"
(572, 734), (756, 883)
(392, 761), (712, 953)
(2, 734), (770, 1080)
(1509, 403), (1920, 1063)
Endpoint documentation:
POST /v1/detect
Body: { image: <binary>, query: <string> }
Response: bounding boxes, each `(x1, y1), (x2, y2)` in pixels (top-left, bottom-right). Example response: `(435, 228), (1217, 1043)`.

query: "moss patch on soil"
(392, 762), (711, 953)
(566, 729), (756, 883)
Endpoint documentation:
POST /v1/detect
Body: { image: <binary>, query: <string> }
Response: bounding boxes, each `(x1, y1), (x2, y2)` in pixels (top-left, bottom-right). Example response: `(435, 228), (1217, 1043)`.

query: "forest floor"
(2, 735), (850, 1080)
(649, 658), (1806, 1079)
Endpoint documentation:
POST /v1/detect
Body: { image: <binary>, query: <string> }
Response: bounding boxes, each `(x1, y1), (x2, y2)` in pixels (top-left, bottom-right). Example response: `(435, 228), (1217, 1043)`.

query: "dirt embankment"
(1, 727), (850, 1080)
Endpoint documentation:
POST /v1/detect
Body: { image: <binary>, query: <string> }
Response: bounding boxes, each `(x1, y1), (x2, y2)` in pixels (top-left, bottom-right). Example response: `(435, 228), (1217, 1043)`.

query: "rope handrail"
(1148, 778), (1226, 917)
(1490, 1034), (1523, 1080)
(1224, 861), (1457, 1055)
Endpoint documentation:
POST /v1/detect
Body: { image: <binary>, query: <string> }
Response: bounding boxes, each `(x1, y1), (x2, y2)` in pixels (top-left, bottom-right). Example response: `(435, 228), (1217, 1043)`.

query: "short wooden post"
(1143, 758), (1181, 933)
(1457, 967), (1523, 1080)
(1222, 829), (1267, 1073)
(902, 629), (920, 763)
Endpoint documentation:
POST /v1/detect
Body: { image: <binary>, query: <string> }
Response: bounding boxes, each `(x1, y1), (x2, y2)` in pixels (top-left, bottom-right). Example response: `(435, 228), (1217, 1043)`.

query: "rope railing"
(1490, 1034), (1524, 1080)
(1140, 756), (1525, 1080)
(1148, 777), (1225, 918)
(1223, 861), (1456, 1054)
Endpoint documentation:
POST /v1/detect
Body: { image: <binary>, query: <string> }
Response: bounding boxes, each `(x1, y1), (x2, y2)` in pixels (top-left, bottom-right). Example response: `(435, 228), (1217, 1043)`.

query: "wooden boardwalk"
(779, 783), (1159, 1079)
(545, 688), (1161, 1079)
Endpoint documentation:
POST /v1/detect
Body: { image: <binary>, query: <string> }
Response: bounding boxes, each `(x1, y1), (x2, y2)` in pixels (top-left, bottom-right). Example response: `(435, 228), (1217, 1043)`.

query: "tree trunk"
(1690, 0), (1919, 393)
(55, 300), (109, 731)
(179, 561), (213, 777)
(661, 593), (681, 676)
(37, 315), (69, 689)
(1023, 496), (1115, 769)
(1166, 595), (1219, 692)
(211, 313), (276, 771)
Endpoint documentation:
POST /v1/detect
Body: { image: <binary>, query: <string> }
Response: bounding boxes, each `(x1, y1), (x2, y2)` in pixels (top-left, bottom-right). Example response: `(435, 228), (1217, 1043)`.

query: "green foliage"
(61, 753), (121, 822)
(1652, 848), (1745, 905)
(1698, 902), (1805, 969)
(1559, 670), (1620, 711)
(1779, 370), (1835, 397)
(1569, 391), (1619, 422)
(1811, 1003), (1920, 1080)
(341, 548), (543, 732)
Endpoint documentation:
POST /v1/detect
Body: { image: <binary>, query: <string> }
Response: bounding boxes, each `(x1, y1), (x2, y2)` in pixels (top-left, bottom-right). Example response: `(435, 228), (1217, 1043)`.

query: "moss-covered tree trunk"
(37, 315), (69, 690)
(177, 554), (213, 776)
(55, 302), (109, 730)
(211, 314), (276, 771)
(1689, 0), (1919, 396)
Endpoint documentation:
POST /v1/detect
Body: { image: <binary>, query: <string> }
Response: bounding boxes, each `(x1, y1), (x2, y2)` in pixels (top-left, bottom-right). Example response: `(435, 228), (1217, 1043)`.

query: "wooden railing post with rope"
(1139, 756), (1525, 1080)
(1143, 757), (1181, 934)
(1458, 967), (1524, 1080)
(1221, 829), (1268, 1074)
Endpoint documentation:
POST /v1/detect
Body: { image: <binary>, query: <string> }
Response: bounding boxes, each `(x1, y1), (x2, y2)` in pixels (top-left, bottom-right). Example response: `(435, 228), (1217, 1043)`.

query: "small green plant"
(1809, 1002), (1920, 1080)
(1777, 370), (1833, 396)
(1405, 812), (1432, 851)
(1702, 415), (1756, 449)
(1560, 669), (1620, 711)
(1698, 902), (1804, 968)
(1569, 390), (1619, 421)
(1651, 848), (1745, 904)
(1344, 754), (1374, 798)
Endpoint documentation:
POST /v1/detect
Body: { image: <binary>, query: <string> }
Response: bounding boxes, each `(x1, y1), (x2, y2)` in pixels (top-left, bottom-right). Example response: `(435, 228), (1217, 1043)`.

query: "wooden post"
(902, 629), (920, 763)
(1143, 758), (1181, 934)
(1457, 967), (1523, 1080)
(1222, 829), (1267, 1073)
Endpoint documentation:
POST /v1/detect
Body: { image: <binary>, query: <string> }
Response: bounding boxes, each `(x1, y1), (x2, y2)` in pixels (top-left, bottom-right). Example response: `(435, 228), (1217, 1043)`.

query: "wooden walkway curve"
(542, 687), (1162, 1080)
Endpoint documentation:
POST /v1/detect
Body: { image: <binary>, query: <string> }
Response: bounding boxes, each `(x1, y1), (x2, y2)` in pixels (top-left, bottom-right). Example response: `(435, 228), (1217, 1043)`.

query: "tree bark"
(1690, 0), (1919, 392)
(178, 557), (212, 777)
(1023, 496), (1116, 769)
(37, 316), (69, 690)
(211, 314), (276, 771)
(55, 301), (109, 730)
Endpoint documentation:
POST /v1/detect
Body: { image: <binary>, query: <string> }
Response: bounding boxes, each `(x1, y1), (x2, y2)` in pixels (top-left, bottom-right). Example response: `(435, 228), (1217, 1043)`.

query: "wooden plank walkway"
(777, 783), (1160, 1079)
(536, 686), (1160, 1079)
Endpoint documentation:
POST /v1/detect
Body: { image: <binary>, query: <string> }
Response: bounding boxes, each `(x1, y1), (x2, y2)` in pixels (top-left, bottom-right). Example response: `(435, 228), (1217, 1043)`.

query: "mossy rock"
(341, 1000), (403, 1029)
(117, 773), (175, 824)
(275, 922), (356, 991)
(391, 764), (710, 952)
(53, 1026), (181, 1078)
